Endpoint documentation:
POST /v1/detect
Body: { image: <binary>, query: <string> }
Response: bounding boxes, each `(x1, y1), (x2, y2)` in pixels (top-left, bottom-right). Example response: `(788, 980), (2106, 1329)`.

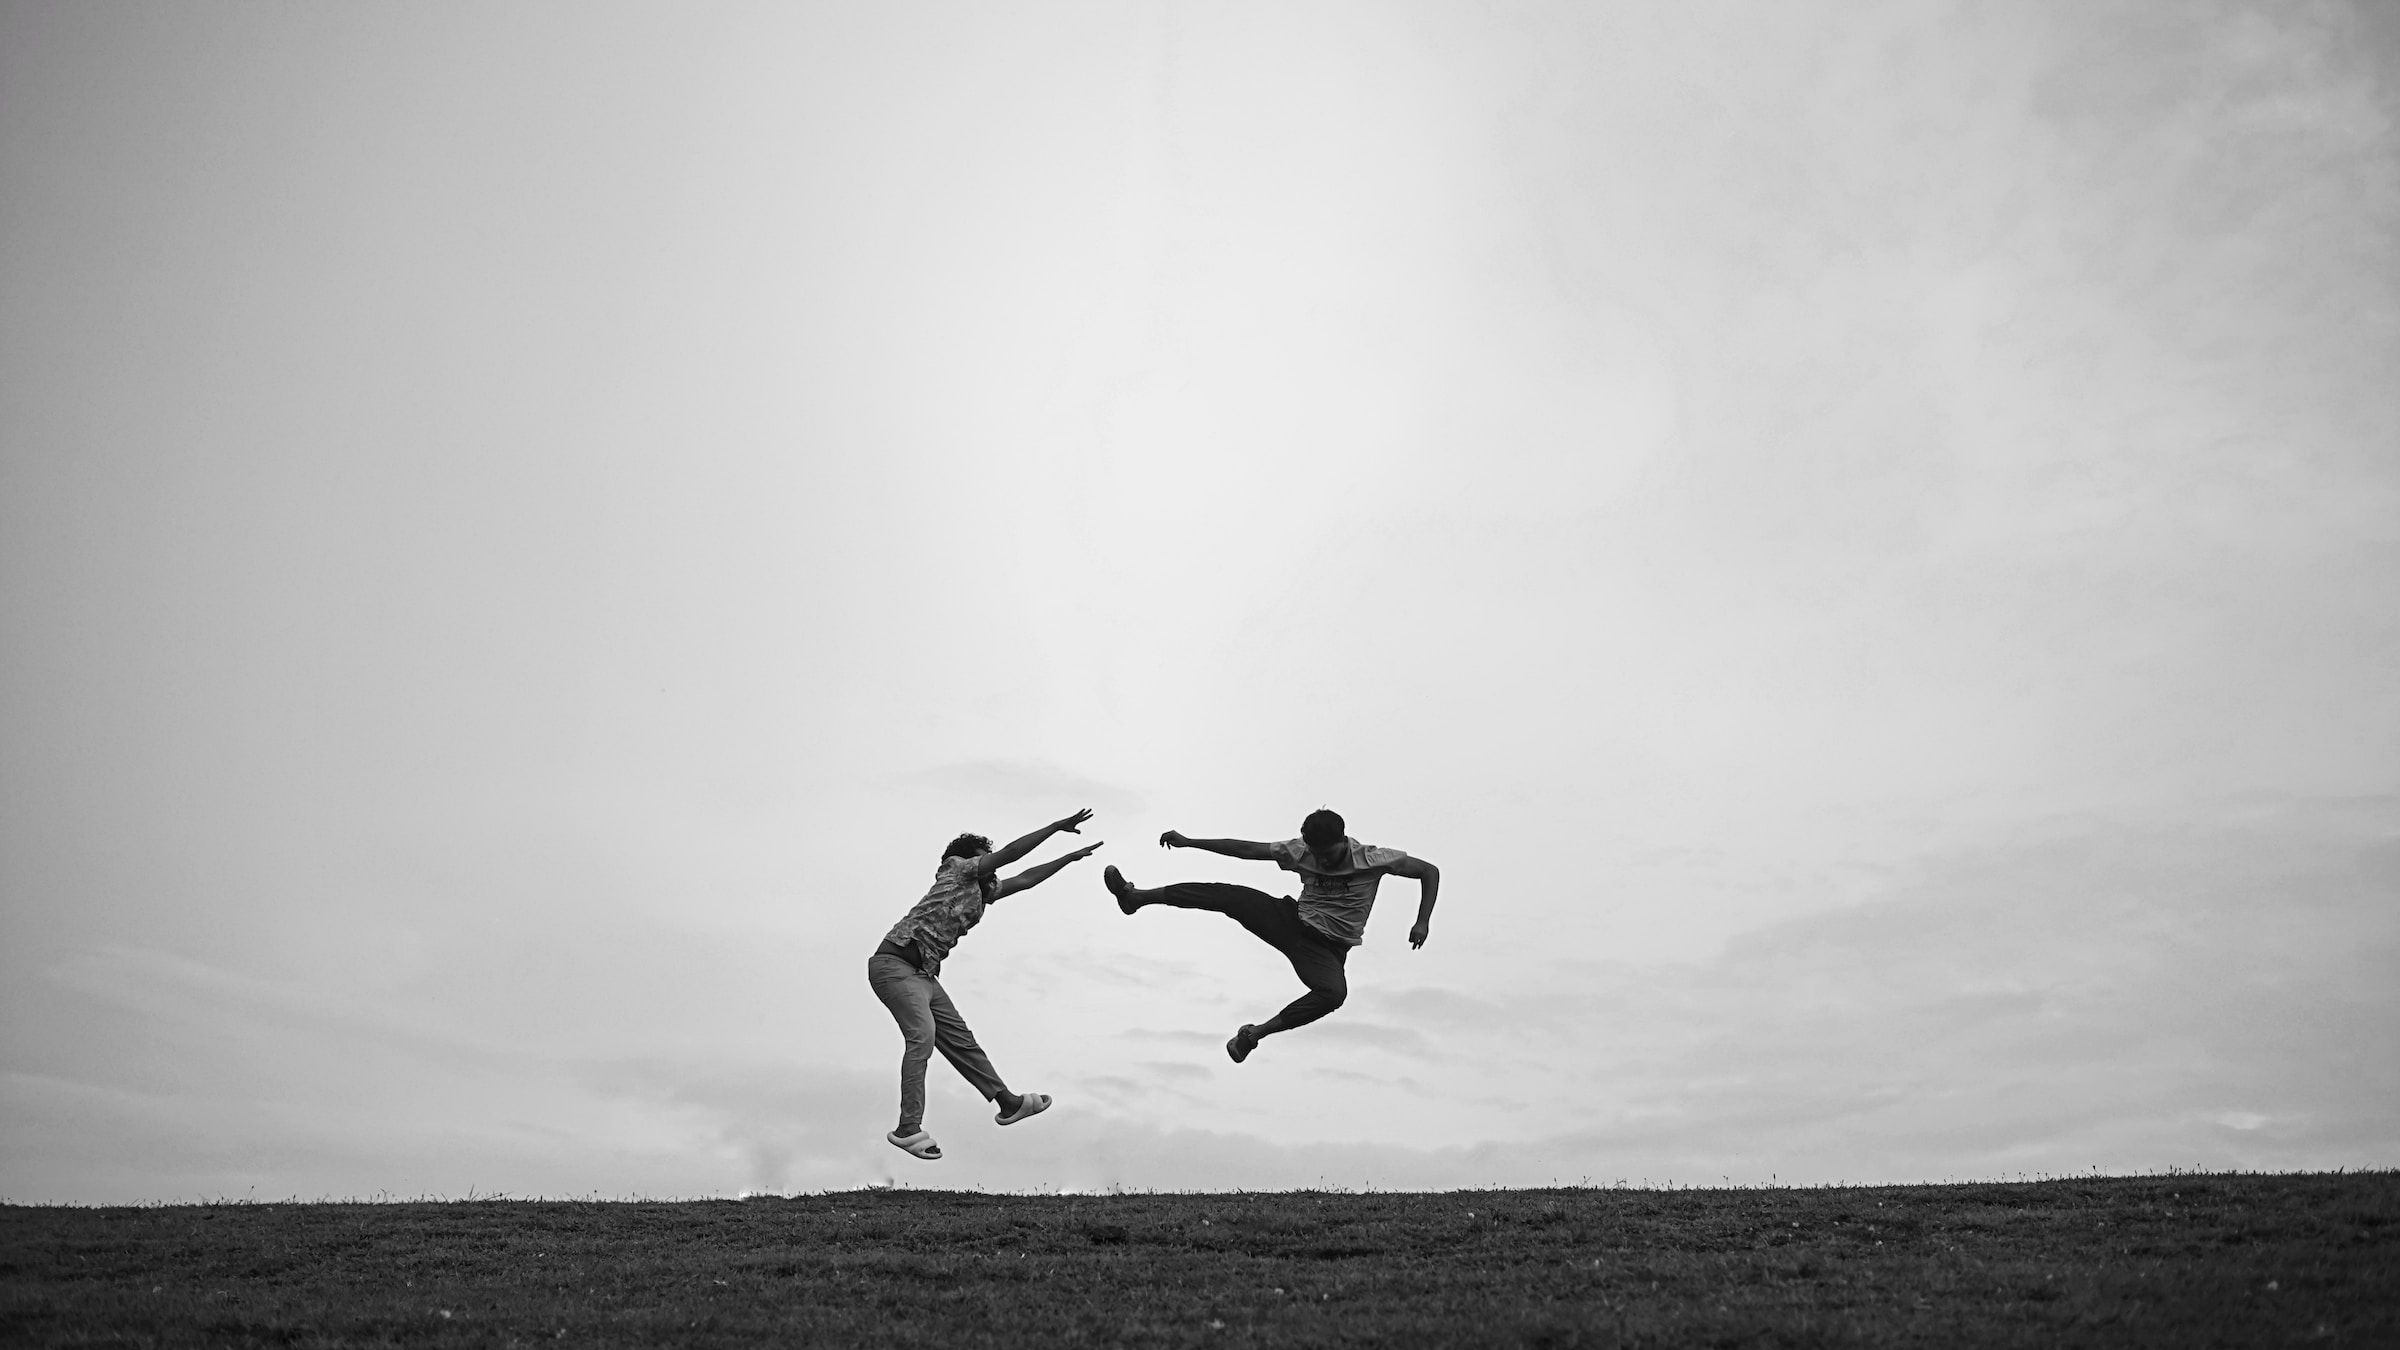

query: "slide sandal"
(995, 1092), (1051, 1125)
(886, 1130), (942, 1160)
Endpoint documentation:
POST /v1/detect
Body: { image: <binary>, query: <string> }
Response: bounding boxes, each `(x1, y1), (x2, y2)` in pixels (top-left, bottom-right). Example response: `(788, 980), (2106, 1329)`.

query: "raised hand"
(1058, 808), (1094, 834)
(1059, 843), (1102, 864)
(1159, 830), (1189, 849)
(1409, 921), (1430, 949)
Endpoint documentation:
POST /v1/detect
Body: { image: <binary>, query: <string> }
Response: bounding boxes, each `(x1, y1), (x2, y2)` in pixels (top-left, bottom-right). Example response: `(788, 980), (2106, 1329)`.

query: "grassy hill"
(4, 1172), (2393, 1346)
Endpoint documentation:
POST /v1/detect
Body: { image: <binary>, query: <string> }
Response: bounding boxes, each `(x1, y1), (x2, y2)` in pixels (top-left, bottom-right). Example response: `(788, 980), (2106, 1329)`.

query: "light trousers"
(866, 952), (1007, 1133)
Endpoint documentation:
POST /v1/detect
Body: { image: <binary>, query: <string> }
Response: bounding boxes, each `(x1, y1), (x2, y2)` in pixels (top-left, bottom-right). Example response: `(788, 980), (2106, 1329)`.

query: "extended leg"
(1107, 871), (1352, 1055)
(1109, 876), (1289, 936)
(1139, 883), (1350, 1034)
(922, 976), (1011, 1104)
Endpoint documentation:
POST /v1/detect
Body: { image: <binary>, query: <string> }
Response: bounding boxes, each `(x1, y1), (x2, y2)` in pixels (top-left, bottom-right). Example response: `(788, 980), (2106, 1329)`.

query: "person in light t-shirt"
(1103, 808), (1440, 1064)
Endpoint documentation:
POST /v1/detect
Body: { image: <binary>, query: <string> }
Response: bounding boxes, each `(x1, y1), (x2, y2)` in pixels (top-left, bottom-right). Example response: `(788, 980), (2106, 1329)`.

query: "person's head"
(942, 832), (993, 861)
(1300, 808), (1347, 865)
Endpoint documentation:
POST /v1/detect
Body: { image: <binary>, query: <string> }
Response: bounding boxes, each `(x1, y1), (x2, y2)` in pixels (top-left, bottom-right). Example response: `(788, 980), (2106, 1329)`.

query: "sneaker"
(1226, 1024), (1260, 1064)
(995, 1092), (1051, 1126)
(1103, 865), (1141, 915)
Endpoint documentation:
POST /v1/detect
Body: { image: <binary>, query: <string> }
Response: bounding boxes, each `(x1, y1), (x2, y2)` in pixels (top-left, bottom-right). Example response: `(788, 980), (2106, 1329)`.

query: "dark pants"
(1144, 883), (1349, 1036)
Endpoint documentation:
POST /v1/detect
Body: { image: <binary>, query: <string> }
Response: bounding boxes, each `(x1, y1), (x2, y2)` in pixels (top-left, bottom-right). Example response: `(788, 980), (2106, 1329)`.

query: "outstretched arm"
(1158, 830), (1277, 862)
(978, 808), (1094, 876)
(1387, 855), (1441, 949)
(996, 843), (1102, 897)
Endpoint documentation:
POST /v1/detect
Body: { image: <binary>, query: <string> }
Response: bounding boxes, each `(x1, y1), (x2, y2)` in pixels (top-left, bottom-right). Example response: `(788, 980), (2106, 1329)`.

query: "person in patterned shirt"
(869, 808), (1099, 1160)
(1103, 808), (1440, 1064)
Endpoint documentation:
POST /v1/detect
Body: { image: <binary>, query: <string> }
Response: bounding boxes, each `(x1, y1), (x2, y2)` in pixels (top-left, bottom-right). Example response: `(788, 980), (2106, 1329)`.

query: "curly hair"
(942, 832), (994, 861)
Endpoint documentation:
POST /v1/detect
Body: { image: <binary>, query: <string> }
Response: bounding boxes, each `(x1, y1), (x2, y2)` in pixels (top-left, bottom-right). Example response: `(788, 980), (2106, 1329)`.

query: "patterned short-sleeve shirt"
(1273, 837), (1411, 948)
(882, 854), (998, 977)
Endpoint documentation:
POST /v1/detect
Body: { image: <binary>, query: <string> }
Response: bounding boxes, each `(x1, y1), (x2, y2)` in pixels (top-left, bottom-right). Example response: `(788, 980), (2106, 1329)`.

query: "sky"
(2, 0), (2395, 1202)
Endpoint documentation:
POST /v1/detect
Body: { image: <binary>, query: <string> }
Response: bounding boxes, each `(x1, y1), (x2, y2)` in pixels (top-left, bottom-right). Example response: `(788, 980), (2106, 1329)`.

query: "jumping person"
(870, 808), (1099, 1160)
(1102, 808), (1439, 1064)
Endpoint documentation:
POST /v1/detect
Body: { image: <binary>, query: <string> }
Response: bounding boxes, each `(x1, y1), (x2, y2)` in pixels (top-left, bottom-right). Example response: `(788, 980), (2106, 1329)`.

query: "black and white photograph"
(3, 1), (2395, 1343)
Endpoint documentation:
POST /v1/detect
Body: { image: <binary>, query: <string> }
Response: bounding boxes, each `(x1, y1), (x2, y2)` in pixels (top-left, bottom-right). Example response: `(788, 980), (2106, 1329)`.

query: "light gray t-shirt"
(1272, 837), (1411, 948)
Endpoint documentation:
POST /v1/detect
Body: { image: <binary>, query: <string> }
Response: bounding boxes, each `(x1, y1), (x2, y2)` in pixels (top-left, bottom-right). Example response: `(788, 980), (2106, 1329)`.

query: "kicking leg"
(1102, 873), (1352, 1061)
(1104, 870), (1287, 933)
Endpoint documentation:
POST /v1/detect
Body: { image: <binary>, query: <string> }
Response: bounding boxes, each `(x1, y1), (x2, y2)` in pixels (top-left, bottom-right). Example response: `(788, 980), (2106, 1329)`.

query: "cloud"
(1119, 1028), (1223, 1046)
(1077, 1075), (1150, 1107)
(1338, 795), (2400, 1182)
(2, 1), (2392, 1203)
(577, 1056), (893, 1196)
(8, 793), (2388, 1201)
(1360, 986), (1511, 1032)
(1299, 1020), (1435, 1059)
(888, 759), (1147, 816)
(1034, 951), (1211, 991)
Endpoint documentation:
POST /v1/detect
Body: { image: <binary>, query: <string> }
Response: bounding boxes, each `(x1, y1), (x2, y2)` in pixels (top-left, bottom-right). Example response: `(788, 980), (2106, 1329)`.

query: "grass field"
(4, 1172), (2394, 1346)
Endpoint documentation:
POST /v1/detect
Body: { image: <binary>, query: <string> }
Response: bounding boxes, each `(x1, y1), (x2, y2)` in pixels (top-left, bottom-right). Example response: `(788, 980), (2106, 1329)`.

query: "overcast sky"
(3, 0), (2395, 1202)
